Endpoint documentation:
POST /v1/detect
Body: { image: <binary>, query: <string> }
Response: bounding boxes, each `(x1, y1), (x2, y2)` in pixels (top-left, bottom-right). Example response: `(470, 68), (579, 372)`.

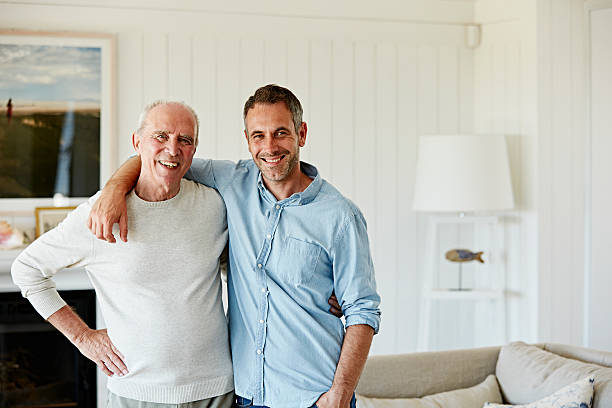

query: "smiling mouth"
(261, 155), (285, 164)
(158, 160), (179, 168)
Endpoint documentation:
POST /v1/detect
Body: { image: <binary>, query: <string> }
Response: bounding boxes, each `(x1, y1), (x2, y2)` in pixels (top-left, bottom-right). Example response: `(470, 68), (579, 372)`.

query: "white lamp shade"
(413, 135), (514, 212)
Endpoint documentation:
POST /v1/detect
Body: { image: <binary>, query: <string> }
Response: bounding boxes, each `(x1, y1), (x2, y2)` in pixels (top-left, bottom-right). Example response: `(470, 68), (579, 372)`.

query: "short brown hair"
(243, 84), (303, 133)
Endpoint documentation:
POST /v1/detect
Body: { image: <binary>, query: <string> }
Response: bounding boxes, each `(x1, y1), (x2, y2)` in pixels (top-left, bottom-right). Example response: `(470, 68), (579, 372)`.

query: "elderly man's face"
(133, 104), (197, 189)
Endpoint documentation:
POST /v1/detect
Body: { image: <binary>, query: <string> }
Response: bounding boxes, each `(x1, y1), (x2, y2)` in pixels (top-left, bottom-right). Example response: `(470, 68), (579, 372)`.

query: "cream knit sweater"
(12, 179), (233, 403)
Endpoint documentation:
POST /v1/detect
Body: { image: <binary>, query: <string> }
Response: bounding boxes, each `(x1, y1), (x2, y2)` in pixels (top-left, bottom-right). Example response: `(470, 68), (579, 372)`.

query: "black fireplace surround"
(0, 290), (97, 408)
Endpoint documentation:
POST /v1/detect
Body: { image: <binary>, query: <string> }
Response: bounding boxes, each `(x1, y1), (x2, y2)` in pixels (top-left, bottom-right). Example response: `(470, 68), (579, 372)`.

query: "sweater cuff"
(27, 289), (68, 320)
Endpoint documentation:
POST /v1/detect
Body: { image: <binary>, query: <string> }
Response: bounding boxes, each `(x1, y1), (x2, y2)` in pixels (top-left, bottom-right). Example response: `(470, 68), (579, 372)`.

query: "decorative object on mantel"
(413, 134), (514, 351)
(34, 206), (76, 238)
(0, 220), (29, 249)
(445, 249), (485, 291)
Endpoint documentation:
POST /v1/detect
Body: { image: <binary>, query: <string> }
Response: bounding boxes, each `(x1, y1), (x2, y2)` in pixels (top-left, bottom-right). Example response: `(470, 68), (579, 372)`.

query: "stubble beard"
(259, 150), (300, 183)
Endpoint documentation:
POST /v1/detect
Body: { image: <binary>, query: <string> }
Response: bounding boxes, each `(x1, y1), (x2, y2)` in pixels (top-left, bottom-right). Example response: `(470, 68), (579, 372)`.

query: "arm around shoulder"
(88, 156), (141, 243)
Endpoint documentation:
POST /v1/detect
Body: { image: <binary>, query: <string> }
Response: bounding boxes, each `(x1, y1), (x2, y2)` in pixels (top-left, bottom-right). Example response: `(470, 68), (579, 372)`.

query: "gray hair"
(136, 100), (199, 144)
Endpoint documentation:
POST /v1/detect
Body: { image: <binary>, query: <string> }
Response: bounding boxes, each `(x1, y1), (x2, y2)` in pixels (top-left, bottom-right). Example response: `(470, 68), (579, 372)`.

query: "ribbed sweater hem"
(107, 374), (234, 404)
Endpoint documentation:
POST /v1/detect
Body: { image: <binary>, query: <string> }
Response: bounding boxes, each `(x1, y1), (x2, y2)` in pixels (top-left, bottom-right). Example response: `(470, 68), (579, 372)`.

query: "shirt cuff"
(26, 289), (68, 320)
(345, 315), (380, 334)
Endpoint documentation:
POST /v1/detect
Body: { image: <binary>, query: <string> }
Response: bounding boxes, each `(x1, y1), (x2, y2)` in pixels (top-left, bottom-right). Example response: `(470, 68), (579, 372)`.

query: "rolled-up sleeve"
(332, 211), (381, 334)
(11, 203), (94, 319)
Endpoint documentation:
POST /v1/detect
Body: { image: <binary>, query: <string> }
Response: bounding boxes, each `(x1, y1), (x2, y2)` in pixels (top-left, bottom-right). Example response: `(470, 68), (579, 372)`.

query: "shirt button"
(266, 234), (272, 239)
(259, 320), (264, 324)
(261, 288), (266, 293)
(256, 349), (262, 355)
(257, 263), (262, 268)
(276, 205), (280, 209)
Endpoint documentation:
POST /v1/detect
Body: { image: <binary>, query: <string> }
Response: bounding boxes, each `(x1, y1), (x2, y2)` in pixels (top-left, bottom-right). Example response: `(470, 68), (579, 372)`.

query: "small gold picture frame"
(34, 206), (76, 238)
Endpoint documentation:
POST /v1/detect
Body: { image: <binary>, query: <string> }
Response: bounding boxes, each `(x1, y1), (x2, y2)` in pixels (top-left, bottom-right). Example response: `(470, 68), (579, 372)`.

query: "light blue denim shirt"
(185, 159), (381, 408)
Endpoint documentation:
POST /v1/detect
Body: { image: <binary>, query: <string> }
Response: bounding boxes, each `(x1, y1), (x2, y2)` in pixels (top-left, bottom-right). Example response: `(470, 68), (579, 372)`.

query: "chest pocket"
(274, 236), (322, 285)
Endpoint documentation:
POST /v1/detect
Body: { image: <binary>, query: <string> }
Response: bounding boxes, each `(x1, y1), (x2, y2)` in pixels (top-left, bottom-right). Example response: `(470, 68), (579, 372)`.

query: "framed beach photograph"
(0, 30), (115, 211)
(34, 206), (76, 237)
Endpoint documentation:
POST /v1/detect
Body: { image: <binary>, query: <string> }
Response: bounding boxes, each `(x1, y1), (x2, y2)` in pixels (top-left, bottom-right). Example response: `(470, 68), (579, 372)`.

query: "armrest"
(355, 346), (501, 398)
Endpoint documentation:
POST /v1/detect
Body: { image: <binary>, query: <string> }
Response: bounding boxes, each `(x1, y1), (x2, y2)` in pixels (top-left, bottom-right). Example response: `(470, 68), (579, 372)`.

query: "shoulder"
(182, 179), (221, 199)
(318, 180), (364, 220)
(181, 179), (225, 212)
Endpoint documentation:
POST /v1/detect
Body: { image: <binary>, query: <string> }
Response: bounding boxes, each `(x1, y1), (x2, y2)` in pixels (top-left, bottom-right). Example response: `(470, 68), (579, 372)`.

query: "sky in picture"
(0, 44), (101, 103)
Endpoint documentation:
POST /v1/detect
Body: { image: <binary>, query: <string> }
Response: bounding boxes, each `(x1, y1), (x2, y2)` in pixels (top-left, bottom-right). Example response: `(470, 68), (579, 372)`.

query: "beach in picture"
(0, 42), (101, 198)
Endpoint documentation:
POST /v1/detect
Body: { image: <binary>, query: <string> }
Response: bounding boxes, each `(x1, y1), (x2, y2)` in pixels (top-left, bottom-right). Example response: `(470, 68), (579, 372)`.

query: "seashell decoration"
(0, 221), (28, 249)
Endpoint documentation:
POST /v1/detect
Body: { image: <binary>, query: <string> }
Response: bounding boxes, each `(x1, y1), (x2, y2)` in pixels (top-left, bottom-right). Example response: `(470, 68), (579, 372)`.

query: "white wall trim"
(583, 0), (612, 348)
(0, 0), (475, 25)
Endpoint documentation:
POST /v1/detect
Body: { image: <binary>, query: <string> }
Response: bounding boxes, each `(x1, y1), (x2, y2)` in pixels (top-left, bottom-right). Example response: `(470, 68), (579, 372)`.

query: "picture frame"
(34, 206), (77, 238)
(0, 30), (116, 212)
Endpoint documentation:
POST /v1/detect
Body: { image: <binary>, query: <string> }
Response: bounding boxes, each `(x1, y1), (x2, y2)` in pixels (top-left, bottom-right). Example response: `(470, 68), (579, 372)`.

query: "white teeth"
(159, 160), (178, 168)
(265, 157), (281, 163)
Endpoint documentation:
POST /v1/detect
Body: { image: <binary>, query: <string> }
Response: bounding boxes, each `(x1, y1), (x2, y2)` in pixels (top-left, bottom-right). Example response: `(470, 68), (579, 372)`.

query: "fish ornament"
(445, 249), (485, 263)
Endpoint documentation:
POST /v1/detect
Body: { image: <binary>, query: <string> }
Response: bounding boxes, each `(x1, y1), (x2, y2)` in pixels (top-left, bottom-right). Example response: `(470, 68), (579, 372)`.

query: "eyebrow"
(152, 130), (193, 139)
(249, 126), (291, 137)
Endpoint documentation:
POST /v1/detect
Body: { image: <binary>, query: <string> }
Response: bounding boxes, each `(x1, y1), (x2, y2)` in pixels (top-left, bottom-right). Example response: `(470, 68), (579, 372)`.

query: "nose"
(166, 138), (180, 156)
(262, 134), (278, 152)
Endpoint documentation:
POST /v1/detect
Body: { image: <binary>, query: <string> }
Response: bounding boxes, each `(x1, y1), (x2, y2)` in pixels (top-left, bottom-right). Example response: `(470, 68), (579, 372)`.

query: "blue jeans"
(235, 394), (357, 408)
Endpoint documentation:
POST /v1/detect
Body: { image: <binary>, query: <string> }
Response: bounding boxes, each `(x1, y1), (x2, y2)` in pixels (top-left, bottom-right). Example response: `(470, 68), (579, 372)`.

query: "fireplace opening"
(1, 290), (97, 408)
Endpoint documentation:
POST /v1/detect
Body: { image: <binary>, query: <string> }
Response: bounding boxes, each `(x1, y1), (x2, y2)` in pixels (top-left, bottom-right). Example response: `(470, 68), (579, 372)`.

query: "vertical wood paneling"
(374, 42), (398, 352)
(331, 40), (354, 199)
(264, 39), (288, 85)
(167, 33), (192, 103)
(569, 0), (585, 346)
(438, 46), (459, 134)
(417, 46), (438, 135)
(116, 32), (143, 160)
(459, 48), (474, 134)
(287, 39), (311, 162)
(492, 45), (506, 134)
(552, 0), (572, 343)
(537, 0), (554, 343)
(192, 37), (218, 159)
(143, 33), (168, 102)
(395, 44), (418, 353)
(436, 45), (464, 350)
(216, 39), (243, 161)
(353, 42), (377, 229)
(309, 40), (333, 179)
(240, 38), (265, 158)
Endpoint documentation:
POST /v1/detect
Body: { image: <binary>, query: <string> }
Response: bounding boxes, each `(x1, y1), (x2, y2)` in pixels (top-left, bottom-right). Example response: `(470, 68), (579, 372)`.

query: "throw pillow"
(356, 374), (502, 408)
(483, 376), (594, 408)
(495, 342), (612, 408)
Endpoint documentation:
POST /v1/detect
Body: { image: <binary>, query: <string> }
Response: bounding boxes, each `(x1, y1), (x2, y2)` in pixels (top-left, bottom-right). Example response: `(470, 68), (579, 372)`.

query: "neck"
(263, 164), (313, 201)
(135, 178), (181, 202)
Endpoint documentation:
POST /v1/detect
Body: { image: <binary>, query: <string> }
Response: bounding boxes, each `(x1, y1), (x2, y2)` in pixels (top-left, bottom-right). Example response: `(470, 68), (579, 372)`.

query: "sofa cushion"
(484, 376), (594, 408)
(356, 374), (502, 408)
(496, 342), (612, 408)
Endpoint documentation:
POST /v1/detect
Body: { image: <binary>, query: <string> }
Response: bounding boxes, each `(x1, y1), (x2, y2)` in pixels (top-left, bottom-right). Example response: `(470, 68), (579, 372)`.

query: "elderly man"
(90, 85), (381, 408)
(11, 101), (234, 408)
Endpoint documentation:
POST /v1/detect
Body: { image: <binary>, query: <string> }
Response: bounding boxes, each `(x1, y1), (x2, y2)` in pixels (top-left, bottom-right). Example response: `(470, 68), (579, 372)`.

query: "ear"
(297, 122), (307, 147)
(132, 132), (140, 153)
(244, 129), (249, 142)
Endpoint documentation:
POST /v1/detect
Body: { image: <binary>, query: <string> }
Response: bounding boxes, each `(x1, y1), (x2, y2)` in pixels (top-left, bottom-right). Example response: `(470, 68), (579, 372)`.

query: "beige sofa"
(356, 342), (612, 407)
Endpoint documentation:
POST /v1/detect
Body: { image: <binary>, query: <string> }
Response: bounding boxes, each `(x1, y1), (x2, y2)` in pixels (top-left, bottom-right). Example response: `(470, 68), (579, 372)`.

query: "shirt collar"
(256, 161), (322, 206)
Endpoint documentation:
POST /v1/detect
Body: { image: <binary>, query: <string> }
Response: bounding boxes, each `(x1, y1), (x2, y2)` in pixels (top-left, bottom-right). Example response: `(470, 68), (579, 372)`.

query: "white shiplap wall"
(536, 0), (588, 347)
(0, 1), (476, 355)
(473, 0), (539, 344)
